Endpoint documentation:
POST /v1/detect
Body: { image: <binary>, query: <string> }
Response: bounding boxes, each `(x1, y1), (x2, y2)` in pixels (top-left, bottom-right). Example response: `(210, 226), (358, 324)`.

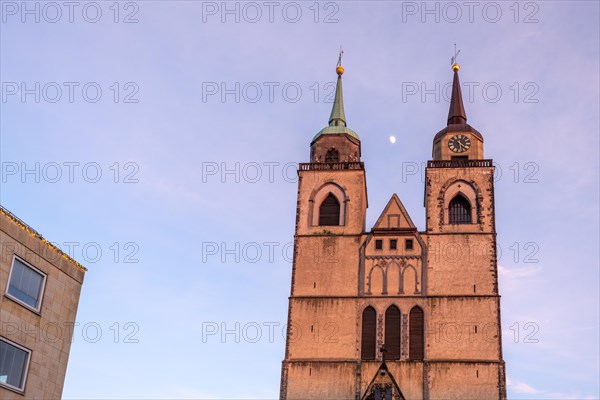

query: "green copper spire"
(311, 52), (360, 144)
(328, 72), (347, 127)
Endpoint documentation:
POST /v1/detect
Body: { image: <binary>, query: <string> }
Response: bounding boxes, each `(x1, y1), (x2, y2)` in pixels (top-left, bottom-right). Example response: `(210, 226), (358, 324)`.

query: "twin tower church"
(279, 60), (507, 399)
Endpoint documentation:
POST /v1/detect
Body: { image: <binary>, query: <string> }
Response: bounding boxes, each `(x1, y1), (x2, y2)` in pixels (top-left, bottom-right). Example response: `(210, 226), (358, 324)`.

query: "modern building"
(0, 206), (86, 398)
(280, 61), (506, 399)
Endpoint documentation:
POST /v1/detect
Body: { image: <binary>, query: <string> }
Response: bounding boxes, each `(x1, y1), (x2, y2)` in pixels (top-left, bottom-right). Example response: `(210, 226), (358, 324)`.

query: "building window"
(318, 193), (340, 226)
(389, 239), (397, 250)
(448, 194), (472, 224)
(409, 306), (424, 360)
(361, 307), (377, 360)
(325, 148), (339, 163)
(0, 337), (31, 392)
(6, 257), (46, 312)
(384, 305), (401, 360)
(375, 239), (383, 250)
(405, 239), (413, 250)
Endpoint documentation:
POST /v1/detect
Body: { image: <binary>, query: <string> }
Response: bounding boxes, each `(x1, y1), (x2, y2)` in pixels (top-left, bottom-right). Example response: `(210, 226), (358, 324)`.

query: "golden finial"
(336, 46), (344, 75)
(451, 43), (461, 71)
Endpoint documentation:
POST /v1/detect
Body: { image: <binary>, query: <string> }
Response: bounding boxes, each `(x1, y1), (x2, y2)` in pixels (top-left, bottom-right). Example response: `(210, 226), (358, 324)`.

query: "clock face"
(448, 134), (471, 153)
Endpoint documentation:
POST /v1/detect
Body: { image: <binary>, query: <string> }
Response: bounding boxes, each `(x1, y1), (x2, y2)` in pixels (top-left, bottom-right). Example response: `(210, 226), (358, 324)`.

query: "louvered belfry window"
(449, 194), (472, 224)
(325, 148), (339, 163)
(361, 306), (377, 360)
(409, 306), (424, 360)
(385, 305), (401, 360)
(319, 193), (340, 226)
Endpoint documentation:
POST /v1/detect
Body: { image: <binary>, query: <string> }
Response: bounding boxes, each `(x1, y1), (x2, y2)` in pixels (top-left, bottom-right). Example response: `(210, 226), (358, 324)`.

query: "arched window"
(361, 306), (377, 360)
(409, 306), (424, 360)
(385, 305), (401, 360)
(319, 193), (340, 226)
(325, 148), (339, 163)
(449, 194), (472, 224)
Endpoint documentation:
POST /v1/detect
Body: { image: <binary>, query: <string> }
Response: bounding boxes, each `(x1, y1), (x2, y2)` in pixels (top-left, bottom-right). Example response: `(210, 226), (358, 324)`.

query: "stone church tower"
(279, 59), (506, 399)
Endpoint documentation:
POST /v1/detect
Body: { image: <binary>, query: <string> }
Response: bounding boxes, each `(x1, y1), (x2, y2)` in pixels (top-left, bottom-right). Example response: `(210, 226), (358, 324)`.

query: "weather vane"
(336, 46), (345, 75)
(451, 43), (461, 66)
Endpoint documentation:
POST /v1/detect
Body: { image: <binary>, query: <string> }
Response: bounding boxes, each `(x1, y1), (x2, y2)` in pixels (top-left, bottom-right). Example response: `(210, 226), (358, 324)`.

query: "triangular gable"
(372, 194), (416, 231)
(360, 361), (406, 400)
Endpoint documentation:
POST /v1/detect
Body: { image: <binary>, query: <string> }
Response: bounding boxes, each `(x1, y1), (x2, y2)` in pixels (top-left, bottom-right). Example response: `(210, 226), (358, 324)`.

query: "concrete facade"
(0, 207), (86, 398)
(280, 65), (506, 399)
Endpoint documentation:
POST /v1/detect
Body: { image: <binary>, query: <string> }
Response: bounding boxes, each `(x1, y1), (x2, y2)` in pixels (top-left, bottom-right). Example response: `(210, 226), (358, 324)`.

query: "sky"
(0, 0), (599, 398)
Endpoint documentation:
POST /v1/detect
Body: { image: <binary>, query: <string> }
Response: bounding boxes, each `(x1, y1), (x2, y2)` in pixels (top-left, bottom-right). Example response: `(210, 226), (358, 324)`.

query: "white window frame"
(5, 255), (47, 313)
(0, 336), (32, 393)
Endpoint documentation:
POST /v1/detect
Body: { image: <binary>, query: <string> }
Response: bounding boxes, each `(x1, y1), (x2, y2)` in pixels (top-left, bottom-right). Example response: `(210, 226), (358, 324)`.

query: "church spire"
(328, 49), (347, 127)
(447, 62), (467, 125)
(310, 49), (360, 162)
(432, 54), (484, 161)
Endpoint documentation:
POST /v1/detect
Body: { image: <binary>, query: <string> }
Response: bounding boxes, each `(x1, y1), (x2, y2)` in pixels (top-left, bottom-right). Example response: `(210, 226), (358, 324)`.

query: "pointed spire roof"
(328, 72), (347, 127)
(433, 62), (483, 143)
(447, 63), (467, 125)
(311, 57), (360, 144)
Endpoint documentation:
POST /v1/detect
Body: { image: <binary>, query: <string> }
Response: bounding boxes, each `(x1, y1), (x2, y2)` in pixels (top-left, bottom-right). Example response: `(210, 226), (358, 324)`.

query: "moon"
(389, 136), (396, 144)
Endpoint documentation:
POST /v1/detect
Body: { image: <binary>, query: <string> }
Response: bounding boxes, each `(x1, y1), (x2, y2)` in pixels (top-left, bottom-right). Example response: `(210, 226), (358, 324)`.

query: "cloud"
(499, 264), (542, 279)
(510, 380), (540, 394)
(498, 264), (543, 293)
(508, 377), (599, 399)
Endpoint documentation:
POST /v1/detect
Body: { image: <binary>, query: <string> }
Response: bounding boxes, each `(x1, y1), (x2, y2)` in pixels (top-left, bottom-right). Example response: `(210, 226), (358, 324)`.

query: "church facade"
(280, 61), (506, 399)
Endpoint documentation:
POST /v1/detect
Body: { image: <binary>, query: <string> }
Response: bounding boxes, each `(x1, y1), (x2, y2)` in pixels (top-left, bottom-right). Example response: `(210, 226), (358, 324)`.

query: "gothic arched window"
(385, 305), (401, 360)
(361, 306), (377, 360)
(448, 194), (472, 224)
(319, 193), (340, 226)
(325, 148), (339, 163)
(409, 306), (424, 360)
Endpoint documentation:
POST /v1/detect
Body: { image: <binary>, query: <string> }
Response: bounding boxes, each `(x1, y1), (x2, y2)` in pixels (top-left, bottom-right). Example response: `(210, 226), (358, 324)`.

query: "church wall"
(424, 165), (498, 297)
(292, 235), (361, 297)
(296, 169), (367, 236)
(284, 361), (356, 400)
(311, 134), (360, 163)
(285, 298), (358, 360)
(385, 362), (424, 399)
(425, 166), (496, 234)
(428, 362), (502, 399)
(425, 297), (500, 360)
(424, 233), (497, 296)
